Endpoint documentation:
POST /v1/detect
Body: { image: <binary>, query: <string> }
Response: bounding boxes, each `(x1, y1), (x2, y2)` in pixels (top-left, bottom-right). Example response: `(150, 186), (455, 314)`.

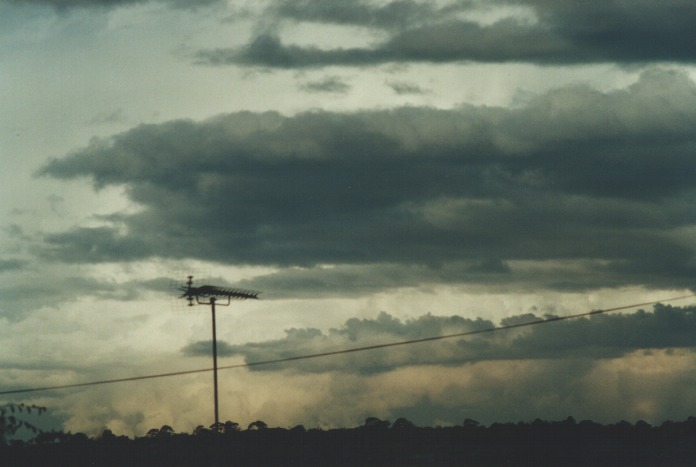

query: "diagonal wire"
(1, 294), (694, 396)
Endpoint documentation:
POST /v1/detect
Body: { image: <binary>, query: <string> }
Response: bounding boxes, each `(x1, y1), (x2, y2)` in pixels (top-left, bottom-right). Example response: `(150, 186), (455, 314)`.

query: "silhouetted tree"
(391, 417), (416, 430)
(247, 420), (268, 431)
(146, 425), (175, 438)
(363, 416), (390, 429)
(0, 403), (45, 445)
(221, 420), (240, 434)
(34, 430), (70, 445)
(99, 429), (116, 441)
(6, 414), (696, 465)
(210, 421), (225, 433)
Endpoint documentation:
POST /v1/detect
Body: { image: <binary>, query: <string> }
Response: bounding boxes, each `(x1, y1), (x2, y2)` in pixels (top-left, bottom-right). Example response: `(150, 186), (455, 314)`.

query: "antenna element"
(177, 275), (260, 430)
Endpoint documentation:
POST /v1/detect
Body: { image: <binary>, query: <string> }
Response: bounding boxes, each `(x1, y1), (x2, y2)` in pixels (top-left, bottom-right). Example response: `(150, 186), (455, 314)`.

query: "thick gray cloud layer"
(37, 69), (696, 294)
(9, 0), (696, 65)
(183, 304), (696, 373)
(3, 0), (219, 8)
(197, 0), (696, 68)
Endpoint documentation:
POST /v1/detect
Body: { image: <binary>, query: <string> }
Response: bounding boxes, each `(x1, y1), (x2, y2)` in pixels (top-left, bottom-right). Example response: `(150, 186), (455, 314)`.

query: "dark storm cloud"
(3, 0), (220, 7)
(182, 304), (696, 373)
(298, 76), (351, 94)
(231, 262), (512, 300)
(386, 80), (426, 95)
(0, 259), (25, 272)
(37, 69), (696, 291)
(197, 0), (696, 68)
(2, 0), (133, 5)
(42, 227), (152, 263)
(182, 311), (494, 372)
(270, 0), (446, 30)
(196, 34), (387, 69)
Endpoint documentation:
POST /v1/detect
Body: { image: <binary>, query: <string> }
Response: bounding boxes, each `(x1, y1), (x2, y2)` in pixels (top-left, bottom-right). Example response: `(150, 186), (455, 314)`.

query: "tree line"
(4, 413), (696, 466)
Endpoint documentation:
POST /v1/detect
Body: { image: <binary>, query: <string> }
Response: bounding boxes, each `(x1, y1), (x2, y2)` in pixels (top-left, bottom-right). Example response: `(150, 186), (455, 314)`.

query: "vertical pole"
(211, 297), (219, 430)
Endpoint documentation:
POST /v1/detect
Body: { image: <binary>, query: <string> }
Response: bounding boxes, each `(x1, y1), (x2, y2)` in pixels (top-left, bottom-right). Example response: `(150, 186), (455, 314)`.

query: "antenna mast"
(178, 275), (260, 430)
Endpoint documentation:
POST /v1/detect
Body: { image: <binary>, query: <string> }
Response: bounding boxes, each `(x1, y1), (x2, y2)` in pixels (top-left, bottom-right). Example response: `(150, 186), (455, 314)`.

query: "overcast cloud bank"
(37, 68), (696, 296)
(183, 304), (696, 373)
(197, 0), (696, 68)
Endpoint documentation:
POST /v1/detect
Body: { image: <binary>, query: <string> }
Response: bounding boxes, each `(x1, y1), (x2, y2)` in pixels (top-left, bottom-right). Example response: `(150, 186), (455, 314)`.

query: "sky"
(2, 0), (696, 437)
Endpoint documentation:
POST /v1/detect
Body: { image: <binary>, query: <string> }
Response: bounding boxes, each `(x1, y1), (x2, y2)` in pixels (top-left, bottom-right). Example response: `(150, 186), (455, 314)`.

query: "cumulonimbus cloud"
(182, 304), (696, 374)
(196, 0), (696, 68)
(36, 69), (696, 294)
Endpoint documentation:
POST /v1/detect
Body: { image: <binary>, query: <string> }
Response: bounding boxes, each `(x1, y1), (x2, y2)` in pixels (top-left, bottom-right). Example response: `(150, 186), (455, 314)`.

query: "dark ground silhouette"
(4, 416), (696, 466)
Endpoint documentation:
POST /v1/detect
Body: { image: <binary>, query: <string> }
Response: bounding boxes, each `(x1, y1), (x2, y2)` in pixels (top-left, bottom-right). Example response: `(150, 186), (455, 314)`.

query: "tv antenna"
(178, 275), (260, 429)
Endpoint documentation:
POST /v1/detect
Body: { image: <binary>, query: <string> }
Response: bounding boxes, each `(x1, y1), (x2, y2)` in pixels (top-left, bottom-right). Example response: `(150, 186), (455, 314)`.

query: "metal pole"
(177, 276), (259, 431)
(210, 297), (219, 430)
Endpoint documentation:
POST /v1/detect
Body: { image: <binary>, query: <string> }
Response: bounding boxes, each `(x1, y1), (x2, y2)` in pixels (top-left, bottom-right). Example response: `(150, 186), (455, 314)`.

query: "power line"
(1, 294), (694, 396)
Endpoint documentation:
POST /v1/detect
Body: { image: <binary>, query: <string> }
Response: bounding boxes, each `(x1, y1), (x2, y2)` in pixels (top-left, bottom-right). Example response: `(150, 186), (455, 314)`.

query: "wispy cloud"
(299, 75), (351, 94)
(386, 80), (427, 95)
